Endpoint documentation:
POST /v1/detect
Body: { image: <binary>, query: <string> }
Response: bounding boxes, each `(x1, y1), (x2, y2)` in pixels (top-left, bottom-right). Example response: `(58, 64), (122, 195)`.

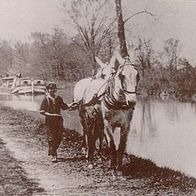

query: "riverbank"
(0, 104), (196, 195)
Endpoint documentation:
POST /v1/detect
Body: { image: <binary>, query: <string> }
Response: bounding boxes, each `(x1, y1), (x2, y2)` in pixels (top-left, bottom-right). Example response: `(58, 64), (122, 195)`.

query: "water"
(127, 99), (196, 178)
(0, 91), (82, 133)
(0, 91), (196, 178)
(0, 93), (44, 111)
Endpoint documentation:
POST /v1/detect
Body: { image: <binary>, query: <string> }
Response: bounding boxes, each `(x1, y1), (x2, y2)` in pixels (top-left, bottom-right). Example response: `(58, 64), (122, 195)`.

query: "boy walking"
(40, 82), (69, 162)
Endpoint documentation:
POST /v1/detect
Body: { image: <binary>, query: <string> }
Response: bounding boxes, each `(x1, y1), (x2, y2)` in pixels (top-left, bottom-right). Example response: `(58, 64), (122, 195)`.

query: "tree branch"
(124, 9), (158, 24)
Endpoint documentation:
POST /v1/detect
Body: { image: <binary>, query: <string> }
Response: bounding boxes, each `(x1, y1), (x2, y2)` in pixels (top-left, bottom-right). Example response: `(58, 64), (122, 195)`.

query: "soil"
(0, 104), (196, 195)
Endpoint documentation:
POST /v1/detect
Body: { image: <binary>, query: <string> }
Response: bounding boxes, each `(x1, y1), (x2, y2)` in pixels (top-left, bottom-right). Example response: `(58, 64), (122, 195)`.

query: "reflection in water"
(0, 92), (82, 135)
(0, 94), (44, 111)
(127, 99), (196, 178)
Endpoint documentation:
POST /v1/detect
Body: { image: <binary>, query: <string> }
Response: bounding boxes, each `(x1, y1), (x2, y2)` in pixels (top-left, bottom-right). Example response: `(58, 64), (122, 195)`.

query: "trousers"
(46, 116), (64, 156)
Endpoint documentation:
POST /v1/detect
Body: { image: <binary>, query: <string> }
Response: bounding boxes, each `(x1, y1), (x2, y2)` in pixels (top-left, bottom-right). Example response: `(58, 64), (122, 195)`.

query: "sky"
(0, 0), (65, 41)
(123, 0), (196, 64)
(0, 0), (196, 63)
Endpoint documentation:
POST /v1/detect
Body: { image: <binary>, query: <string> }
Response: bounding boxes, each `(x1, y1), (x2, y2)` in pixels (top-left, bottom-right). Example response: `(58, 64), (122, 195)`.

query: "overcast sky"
(0, 0), (196, 63)
(0, 0), (64, 41)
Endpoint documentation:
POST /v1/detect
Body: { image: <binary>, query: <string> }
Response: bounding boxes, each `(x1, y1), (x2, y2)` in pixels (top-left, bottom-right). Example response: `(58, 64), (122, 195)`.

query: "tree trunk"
(115, 0), (128, 58)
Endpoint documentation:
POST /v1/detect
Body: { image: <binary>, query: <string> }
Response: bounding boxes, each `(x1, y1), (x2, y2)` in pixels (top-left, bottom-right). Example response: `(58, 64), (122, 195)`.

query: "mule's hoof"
(51, 156), (57, 163)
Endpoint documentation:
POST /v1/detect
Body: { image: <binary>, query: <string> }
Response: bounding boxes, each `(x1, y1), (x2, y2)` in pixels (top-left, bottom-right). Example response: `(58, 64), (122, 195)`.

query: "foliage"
(0, 40), (13, 77)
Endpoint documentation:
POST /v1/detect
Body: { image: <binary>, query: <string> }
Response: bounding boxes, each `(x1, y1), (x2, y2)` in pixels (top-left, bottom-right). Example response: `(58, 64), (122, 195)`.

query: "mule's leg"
(103, 120), (111, 148)
(116, 126), (129, 170)
(95, 117), (105, 156)
(86, 119), (96, 161)
(110, 138), (117, 170)
(80, 109), (91, 159)
(104, 124), (117, 169)
(79, 108), (87, 149)
(81, 118), (87, 148)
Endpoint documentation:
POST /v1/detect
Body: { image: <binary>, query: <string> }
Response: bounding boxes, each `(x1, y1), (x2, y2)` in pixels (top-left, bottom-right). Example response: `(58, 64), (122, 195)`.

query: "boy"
(40, 82), (69, 163)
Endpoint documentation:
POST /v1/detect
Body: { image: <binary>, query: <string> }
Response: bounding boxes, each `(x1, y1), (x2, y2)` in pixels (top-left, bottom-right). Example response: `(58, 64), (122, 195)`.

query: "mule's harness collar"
(103, 97), (135, 110)
(123, 89), (137, 94)
(103, 77), (136, 110)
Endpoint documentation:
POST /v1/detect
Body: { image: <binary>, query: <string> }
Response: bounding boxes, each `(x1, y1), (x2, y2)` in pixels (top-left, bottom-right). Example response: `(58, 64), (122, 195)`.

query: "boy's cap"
(46, 82), (57, 90)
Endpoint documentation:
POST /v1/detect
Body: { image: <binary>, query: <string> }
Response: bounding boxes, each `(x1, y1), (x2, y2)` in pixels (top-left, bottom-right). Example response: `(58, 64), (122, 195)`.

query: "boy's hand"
(68, 102), (79, 111)
(45, 112), (61, 117)
(53, 114), (61, 117)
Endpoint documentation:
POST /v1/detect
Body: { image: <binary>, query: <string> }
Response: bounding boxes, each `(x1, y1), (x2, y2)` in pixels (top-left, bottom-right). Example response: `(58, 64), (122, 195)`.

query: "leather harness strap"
(103, 77), (135, 110)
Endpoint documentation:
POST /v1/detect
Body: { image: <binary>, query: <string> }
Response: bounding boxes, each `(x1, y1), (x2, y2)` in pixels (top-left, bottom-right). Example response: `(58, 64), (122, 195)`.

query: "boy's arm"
(67, 102), (79, 111)
(40, 111), (61, 117)
(40, 98), (47, 115)
(56, 96), (69, 110)
(61, 102), (69, 110)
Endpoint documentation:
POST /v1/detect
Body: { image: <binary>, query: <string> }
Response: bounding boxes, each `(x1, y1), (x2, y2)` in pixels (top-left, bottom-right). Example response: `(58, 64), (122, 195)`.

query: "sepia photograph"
(0, 0), (196, 195)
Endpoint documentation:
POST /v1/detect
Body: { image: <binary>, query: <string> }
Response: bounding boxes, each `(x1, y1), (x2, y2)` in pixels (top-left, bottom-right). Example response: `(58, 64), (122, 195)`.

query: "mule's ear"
(114, 50), (125, 65)
(109, 55), (116, 68)
(128, 47), (136, 62)
(95, 56), (106, 68)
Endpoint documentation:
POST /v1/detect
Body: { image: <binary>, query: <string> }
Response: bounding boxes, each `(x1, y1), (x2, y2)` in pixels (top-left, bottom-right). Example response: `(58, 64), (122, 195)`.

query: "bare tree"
(114, 0), (157, 59)
(135, 38), (153, 77)
(163, 38), (180, 75)
(115, 0), (128, 57)
(63, 0), (115, 71)
(0, 40), (13, 76)
(11, 41), (31, 76)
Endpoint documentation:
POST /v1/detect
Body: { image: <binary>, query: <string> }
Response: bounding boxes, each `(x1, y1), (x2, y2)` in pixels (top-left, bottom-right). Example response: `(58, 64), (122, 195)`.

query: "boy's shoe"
(51, 156), (57, 163)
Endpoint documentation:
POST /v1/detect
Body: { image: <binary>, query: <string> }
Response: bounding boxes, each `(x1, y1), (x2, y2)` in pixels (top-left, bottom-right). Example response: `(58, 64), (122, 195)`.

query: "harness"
(77, 58), (138, 111)
(103, 60), (137, 110)
(82, 79), (108, 107)
(103, 76), (135, 110)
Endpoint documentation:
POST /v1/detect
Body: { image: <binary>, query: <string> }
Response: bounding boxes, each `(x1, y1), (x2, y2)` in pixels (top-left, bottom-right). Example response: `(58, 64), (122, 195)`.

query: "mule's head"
(95, 56), (116, 80)
(116, 56), (139, 106)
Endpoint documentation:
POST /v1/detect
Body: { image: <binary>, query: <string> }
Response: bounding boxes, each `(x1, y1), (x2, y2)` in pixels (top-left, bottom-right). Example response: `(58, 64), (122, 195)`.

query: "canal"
(0, 91), (195, 178)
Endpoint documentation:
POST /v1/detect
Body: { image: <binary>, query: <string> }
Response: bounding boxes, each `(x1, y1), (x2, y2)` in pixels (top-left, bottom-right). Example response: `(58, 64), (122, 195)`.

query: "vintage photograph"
(0, 0), (196, 195)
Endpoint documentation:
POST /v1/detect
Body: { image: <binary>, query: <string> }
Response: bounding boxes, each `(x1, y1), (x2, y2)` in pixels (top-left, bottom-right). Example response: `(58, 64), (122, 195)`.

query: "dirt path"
(0, 138), (45, 195)
(0, 104), (196, 195)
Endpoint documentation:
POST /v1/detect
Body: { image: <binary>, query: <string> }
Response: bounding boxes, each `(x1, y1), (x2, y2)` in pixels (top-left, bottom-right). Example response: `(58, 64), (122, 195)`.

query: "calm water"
(127, 99), (196, 178)
(0, 92), (196, 178)
(0, 93), (44, 111)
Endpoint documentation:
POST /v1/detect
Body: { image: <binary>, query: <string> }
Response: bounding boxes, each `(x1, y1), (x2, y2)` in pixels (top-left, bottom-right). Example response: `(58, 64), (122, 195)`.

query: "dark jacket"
(40, 95), (68, 128)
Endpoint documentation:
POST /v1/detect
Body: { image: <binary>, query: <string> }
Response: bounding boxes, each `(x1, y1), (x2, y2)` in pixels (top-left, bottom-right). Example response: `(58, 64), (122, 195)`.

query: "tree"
(30, 29), (84, 81)
(115, 0), (128, 57)
(114, 0), (156, 58)
(30, 32), (54, 79)
(11, 41), (31, 76)
(135, 38), (153, 77)
(0, 40), (13, 76)
(63, 0), (115, 71)
(31, 29), (70, 80)
(174, 58), (196, 97)
(163, 38), (180, 74)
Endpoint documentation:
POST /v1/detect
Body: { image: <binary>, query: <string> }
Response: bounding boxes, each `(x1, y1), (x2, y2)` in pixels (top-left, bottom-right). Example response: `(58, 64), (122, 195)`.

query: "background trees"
(0, 0), (195, 100)
(0, 40), (13, 77)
